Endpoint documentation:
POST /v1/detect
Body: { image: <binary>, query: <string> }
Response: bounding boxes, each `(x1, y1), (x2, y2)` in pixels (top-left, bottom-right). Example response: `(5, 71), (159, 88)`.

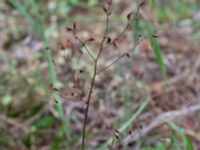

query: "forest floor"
(0, 0), (200, 150)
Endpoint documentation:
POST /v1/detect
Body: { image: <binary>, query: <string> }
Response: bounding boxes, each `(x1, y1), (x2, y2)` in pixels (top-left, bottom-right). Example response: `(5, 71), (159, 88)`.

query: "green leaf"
(1, 93), (12, 106)
(144, 20), (167, 79)
(33, 116), (55, 129)
(168, 122), (184, 134)
(183, 135), (194, 150)
(169, 122), (194, 150)
(156, 143), (166, 150)
(172, 132), (182, 150)
(51, 136), (63, 150)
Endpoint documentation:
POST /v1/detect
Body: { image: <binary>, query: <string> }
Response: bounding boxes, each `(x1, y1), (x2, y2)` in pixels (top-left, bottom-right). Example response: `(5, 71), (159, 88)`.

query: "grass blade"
(9, 0), (69, 139)
(144, 20), (167, 79)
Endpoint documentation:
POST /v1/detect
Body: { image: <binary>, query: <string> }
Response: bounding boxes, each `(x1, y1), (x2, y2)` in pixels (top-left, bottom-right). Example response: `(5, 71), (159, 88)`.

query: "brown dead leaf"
(140, 39), (152, 53)
(151, 82), (163, 96)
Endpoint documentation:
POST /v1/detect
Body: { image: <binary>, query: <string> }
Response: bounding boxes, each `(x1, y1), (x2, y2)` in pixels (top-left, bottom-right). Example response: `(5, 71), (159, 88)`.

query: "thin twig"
(81, 4), (112, 149)
(123, 103), (200, 145)
(81, 61), (97, 150)
(103, 23), (129, 51)
(96, 37), (147, 74)
(81, 2), (145, 150)
(72, 31), (96, 60)
(103, 3), (142, 51)
(96, 5), (111, 60)
(97, 54), (125, 74)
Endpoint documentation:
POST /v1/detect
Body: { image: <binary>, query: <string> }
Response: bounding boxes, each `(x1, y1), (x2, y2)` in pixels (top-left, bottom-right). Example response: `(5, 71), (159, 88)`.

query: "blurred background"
(0, 0), (200, 150)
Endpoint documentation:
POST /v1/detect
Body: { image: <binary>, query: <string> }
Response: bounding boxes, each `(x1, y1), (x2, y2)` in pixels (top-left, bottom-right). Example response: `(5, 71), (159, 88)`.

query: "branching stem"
(80, 3), (144, 150)
(72, 31), (96, 60)
(81, 4), (111, 150)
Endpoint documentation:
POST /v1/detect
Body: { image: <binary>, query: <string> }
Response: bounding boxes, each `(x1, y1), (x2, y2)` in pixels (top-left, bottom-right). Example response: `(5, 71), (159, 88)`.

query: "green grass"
(150, 0), (197, 23)
(169, 122), (194, 150)
(143, 144), (166, 150)
(143, 122), (194, 150)
(144, 20), (167, 79)
(9, 0), (69, 141)
(98, 100), (149, 150)
(132, 18), (167, 79)
(5, 0), (198, 149)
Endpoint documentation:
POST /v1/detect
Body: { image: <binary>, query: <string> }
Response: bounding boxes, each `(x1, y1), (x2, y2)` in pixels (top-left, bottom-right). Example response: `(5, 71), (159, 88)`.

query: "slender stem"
(103, 4), (141, 51)
(81, 61), (97, 150)
(81, 5), (111, 149)
(73, 32), (96, 60)
(103, 23), (129, 51)
(81, 3), (143, 150)
(96, 5), (110, 60)
(97, 54), (125, 74)
(97, 37), (147, 74)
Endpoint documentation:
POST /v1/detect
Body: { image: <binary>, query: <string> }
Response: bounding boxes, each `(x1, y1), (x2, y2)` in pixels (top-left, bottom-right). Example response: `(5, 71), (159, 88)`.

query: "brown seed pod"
(66, 27), (72, 32)
(125, 53), (131, 58)
(88, 37), (95, 41)
(73, 23), (76, 30)
(102, 6), (107, 14)
(127, 12), (133, 20)
(58, 42), (65, 50)
(107, 37), (111, 44)
(139, 0), (147, 7)
(113, 128), (121, 140)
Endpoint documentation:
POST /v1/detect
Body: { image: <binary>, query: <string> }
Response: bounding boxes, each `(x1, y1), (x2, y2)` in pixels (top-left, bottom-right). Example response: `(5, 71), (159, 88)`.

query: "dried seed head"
(127, 12), (133, 20)
(107, 37), (111, 44)
(66, 27), (72, 32)
(79, 69), (84, 73)
(114, 129), (120, 140)
(53, 87), (59, 92)
(128, 130), (132, 134)
(139, 0), (146, 7)
(59, 43), (65, 50)
(151, 33), (159, 38)
(73, 23), (76, 30)
(138, 33), (142, 37)
(102, 6), (107, 13)
(88, 37), (95, 41)
(139, 124), (143, 129)
(128, 141), (135, 147)
(125, 53), (131, 58)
